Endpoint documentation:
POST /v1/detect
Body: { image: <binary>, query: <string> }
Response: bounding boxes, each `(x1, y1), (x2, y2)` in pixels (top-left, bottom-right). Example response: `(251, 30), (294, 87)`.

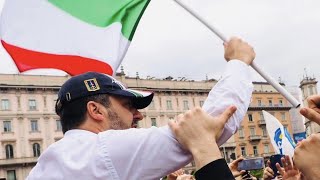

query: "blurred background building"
(299, 75), (319, 136)
(0, 70), (312, 179)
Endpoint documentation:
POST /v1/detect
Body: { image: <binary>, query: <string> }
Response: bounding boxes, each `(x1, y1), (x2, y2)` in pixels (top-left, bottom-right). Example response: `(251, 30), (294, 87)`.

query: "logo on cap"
(84, 78), (100, 92)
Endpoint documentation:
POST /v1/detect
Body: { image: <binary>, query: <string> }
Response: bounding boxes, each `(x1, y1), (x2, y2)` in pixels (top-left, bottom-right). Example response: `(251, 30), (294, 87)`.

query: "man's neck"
(78, 121), (108, 134)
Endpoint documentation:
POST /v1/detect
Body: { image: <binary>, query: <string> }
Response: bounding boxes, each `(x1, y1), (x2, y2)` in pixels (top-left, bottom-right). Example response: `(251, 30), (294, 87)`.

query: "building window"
(3, 121), (12, 132)
(176, 98), (179, 108)
(166, 100), (173, 110)
(262, 127), (267, 136)
(31, 120), (39, 132)
(1, 99), (10, 110)
(151, 118), (157, 127)
(17, 96), (21, 109)
(183, 100), (189, 110)
(199, 100), (204, 107)
(56, 120), (62, 131)
(279, 100), (283, 107)
(148, 100), (155, 109)
(264, 144), (269, 153)
(308, 85), (314, 95)
(159, 97), (162, 108)
(259, 112), (264, 120)
(224, 151), (229, 161)
(5, 144), (14, 159)
(253, 146), (258, 156)
(248, 114), (253, 122)
(7, 170), (16, 180)
(281, 112), (286, 120)
(238, 128), (244, 138)
(241, 147), (246, 156)
(257, 100), (262, 107)
(43, 96), (47, 108)
(268, 100), (273, 106)
(28, 99), (37, 110)
(250, 128), (255, 136)
(33, 143), (41, 157)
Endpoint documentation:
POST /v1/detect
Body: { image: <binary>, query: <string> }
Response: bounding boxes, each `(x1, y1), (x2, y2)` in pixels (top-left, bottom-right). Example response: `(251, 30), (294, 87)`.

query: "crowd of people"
(261, 94), (320, 180)
(165, 101), (320, 180)
(24, 36), (320, 180)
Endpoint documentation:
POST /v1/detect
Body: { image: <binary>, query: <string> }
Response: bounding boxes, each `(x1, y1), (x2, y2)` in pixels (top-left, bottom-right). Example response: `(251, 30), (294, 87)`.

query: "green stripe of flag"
(48, 0), (150, 40)
(125, 90), (144, 97)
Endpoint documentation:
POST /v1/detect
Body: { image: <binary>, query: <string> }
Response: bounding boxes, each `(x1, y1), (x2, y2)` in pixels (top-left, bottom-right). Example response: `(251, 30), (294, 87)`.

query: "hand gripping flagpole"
(173, 0), (300, 108)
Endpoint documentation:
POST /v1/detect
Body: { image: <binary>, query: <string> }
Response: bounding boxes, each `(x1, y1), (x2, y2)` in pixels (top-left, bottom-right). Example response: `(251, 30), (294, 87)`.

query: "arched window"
(33, 143), (41, 157)
(308, 85), (314, 95)
(5, 144), (14, 159)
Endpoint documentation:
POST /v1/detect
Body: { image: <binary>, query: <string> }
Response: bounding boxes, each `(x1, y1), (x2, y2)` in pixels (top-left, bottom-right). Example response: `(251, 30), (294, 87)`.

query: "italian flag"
(0, 0), (150, 75)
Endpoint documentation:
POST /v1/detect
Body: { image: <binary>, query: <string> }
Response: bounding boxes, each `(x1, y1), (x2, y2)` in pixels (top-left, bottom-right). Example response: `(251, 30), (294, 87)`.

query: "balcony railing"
(250, 103), (285, 107)
(249, 104), (292, 110)
(0, 157), (37, 167)
(262, 153), (274, 157)
(220, 142), (236, 148)
(249, 135), (262, 141)
(258, 120), (266, 125)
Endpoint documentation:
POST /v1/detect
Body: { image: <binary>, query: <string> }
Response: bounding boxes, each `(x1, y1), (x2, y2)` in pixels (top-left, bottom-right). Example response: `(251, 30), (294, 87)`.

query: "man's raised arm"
(202, 37), (255, 145)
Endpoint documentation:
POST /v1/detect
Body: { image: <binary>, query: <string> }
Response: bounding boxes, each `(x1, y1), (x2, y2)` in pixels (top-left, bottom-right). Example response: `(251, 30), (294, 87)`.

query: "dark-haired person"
(26, 37), (255, 180)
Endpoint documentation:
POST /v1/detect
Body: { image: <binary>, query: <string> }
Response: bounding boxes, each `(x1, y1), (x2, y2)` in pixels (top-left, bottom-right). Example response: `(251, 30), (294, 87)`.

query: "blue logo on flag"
(274, 128), (283, 154)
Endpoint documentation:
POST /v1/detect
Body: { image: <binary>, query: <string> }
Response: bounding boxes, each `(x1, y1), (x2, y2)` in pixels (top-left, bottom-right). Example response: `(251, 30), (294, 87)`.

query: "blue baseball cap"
(56, 72), (154, 109)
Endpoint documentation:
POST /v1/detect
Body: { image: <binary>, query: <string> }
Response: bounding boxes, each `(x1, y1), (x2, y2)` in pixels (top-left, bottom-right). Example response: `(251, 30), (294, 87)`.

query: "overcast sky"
(0, 0), (320, 89)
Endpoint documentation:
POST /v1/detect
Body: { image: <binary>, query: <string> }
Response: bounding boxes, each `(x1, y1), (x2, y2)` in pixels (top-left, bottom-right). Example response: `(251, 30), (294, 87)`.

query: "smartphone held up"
(238, 157), (265, 171)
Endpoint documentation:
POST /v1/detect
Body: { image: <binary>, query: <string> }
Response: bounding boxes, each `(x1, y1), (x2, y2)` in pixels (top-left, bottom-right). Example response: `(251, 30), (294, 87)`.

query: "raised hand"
(276, 155), (300, 180)
(300, 95), (320, 125)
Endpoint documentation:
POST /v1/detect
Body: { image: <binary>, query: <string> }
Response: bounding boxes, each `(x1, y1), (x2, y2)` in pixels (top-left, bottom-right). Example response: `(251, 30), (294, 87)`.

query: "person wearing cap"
(26, 37), (255, 180)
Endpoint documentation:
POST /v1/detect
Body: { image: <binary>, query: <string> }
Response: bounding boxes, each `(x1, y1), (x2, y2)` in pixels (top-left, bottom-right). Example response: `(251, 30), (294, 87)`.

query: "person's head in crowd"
(55, 72), (154, 133)
(294, 95), (320, 179)
(293, 133), (320, 179)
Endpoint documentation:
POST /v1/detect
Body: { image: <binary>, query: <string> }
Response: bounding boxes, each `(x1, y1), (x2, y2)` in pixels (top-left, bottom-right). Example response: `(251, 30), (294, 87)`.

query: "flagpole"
(172, 0), (300, 108)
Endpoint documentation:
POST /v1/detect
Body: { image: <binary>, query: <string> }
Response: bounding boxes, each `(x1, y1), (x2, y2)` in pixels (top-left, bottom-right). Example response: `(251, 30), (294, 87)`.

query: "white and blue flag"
(263, 111), (296, 157)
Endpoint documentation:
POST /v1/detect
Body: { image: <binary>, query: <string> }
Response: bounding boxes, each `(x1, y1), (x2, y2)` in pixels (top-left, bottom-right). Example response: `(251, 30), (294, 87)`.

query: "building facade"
(0, 73), (295, 179)
(234, 83), (293, 159)
(299, 76), (319, 136)
(287, 86), (306, 143)
(0, 75), (65, 179)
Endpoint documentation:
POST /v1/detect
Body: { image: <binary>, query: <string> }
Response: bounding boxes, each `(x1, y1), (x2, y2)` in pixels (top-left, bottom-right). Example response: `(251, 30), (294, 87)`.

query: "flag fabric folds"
(0, 0), (150, 75)
(263, 110), (296, 157)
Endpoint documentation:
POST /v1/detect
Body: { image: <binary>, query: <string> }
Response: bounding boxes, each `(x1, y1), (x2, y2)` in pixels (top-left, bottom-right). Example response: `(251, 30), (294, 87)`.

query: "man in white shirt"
(27, 37), (255, 180)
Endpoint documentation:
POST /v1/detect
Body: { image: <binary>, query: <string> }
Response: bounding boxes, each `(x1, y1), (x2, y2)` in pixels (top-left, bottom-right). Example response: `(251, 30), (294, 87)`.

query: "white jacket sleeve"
(100, 127), (191, 180)
(202, 60), (253, 146)
(102, 60), (253, 179)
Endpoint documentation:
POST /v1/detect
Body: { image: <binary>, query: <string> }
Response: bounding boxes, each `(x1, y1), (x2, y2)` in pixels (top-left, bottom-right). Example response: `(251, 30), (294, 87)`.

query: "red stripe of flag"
(1, 40), (113, 76)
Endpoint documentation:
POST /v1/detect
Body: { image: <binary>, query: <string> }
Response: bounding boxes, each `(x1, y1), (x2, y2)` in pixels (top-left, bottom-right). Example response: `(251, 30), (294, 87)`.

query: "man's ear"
(86, 101), (104, 122)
